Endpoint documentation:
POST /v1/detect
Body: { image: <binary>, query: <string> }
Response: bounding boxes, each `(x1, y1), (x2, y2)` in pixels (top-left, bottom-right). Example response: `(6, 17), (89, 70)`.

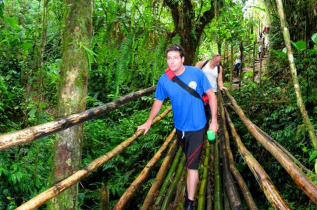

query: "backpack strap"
(201, 60), (209, 69)
(217, 65), (220, 74)
(165, 68), (202, 100)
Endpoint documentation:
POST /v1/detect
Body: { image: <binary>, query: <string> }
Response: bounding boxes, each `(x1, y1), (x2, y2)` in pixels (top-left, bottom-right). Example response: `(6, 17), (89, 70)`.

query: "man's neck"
(209, 61), (217, 68)
(174, 65), (185, 76)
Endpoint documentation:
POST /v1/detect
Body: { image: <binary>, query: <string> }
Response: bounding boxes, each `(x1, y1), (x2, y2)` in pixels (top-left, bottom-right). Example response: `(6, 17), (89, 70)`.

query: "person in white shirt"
(195, 54), (228, 129)
(258, 44), (263, 59)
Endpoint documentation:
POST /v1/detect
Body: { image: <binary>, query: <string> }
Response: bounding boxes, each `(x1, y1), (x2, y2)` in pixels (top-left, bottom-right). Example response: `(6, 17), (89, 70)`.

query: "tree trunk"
(230, 44), (233, 85)
(49, 0), (93, 209)
(164, 0), (216, 65)
(275, 0), (317, 149)
(252, 41), (256, 82)
(238, 42), (243, 88)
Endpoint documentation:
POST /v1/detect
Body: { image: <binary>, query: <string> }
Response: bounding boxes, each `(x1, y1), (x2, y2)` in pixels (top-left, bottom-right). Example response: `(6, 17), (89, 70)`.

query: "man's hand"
(219, 86), (228, 91)
(137, 121), (152, 135)
(209, 120), (218, 133)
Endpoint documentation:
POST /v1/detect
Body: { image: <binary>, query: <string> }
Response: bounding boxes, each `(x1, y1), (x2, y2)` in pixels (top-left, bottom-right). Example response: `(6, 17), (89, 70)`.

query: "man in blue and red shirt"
(138, 44), (218, 210)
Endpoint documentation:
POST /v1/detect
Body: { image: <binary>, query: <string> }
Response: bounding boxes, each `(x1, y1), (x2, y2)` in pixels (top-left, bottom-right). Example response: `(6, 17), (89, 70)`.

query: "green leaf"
(4, 17), (21, 31)
(21, 43), (33, 51)
(312, 33), (317, 43)
(282, 47), (287, 54)
(315, 160), (317, 175)
(39, 102), (46, 109)
(309, 149), (317, 162)
(270, 49), (286, 57)
(28, 109), (36, 118)
(294, 41), (306, 51)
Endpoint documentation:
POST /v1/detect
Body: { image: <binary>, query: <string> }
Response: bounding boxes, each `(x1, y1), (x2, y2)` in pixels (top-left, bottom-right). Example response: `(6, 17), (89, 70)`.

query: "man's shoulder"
(186, 65), (203, 73)
(158, 73), (168, 81)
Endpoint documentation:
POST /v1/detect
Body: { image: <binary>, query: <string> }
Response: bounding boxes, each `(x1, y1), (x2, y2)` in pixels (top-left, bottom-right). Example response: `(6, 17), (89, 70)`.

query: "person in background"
(195, 54), (228, 92)
(258, 44), (263, 59)
(195, 54), (228, 128)
(233, 51), (241, 78)
(138, 44), (218, 210)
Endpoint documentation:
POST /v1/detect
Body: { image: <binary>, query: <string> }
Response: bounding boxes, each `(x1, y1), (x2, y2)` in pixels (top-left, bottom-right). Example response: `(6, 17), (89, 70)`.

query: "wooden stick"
(0, 86), (156, 150)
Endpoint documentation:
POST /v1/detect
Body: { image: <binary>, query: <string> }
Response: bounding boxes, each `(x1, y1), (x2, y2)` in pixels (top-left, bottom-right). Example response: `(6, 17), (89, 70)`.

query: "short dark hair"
(166, 44), (185, 58)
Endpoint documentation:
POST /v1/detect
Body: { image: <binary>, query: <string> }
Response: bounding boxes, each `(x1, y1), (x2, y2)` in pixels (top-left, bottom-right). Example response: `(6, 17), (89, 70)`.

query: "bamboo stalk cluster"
(225, 90), (317, 204)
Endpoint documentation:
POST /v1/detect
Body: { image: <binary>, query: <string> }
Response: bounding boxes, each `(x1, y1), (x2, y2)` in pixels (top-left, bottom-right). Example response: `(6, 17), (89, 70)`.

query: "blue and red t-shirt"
(155, 66), (212, 132)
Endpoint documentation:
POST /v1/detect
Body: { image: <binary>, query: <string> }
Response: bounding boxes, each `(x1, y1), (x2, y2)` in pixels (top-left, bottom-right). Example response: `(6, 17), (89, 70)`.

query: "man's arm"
(218, 66), (228, 91)
(137, 99), (163, 135)
(195, 60), (204, 69)
(206, 89), (218, 132)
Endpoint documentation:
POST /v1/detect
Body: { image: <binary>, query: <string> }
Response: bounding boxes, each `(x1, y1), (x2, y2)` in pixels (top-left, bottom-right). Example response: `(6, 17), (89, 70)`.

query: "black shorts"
(176, 128), (205, 170)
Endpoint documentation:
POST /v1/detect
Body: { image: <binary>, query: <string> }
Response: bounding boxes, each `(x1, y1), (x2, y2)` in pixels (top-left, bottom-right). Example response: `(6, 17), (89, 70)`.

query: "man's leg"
(187, 169), (199, 200)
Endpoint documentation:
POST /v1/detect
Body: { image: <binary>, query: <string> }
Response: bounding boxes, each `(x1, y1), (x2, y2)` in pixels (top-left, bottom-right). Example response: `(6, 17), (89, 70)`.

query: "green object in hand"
(207, 130), (215, 141)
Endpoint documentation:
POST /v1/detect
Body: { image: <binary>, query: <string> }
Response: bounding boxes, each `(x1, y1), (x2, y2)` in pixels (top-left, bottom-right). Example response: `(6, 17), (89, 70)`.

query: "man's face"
(216, 56), (221, 65)
(167, 50), (184, 72)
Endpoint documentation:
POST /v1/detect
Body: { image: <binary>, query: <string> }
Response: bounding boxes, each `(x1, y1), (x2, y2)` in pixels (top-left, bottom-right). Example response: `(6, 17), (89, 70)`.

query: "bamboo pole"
(197, 140), (211, 210)
(224, 108), (291, 209)
(154, 147), (183, 206)
(15, 106), (171, 210)
(176, 180), (186, 210)
(141, 138), (179, 210)
(254, 125), (315, 178)
(225, 91), (317, 204)
(206, 170), (213, 210)
(219, 92), (258, 210)
(207, 142), (215, 210)
(218, 93), (242, 209)
(223, 189), (231, 210)
(275, 0), (317, 149)
(0, 86), (156, 151)
(172, 169), (186, 209)
(114, 129), (176, 209)
(100, 183), (109, 210)
(161, 154), (186, 210)
(220, 138), (242, 210)
(214, 136), (223, 210)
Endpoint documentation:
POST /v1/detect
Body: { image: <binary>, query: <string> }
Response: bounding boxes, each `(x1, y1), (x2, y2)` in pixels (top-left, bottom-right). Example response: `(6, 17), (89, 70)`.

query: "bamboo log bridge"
(1, 87), (315, 209)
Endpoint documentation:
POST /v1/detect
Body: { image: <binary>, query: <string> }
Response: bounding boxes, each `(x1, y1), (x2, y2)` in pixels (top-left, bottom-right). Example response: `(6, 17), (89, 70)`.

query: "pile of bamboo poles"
(225, 91), (317, 204)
